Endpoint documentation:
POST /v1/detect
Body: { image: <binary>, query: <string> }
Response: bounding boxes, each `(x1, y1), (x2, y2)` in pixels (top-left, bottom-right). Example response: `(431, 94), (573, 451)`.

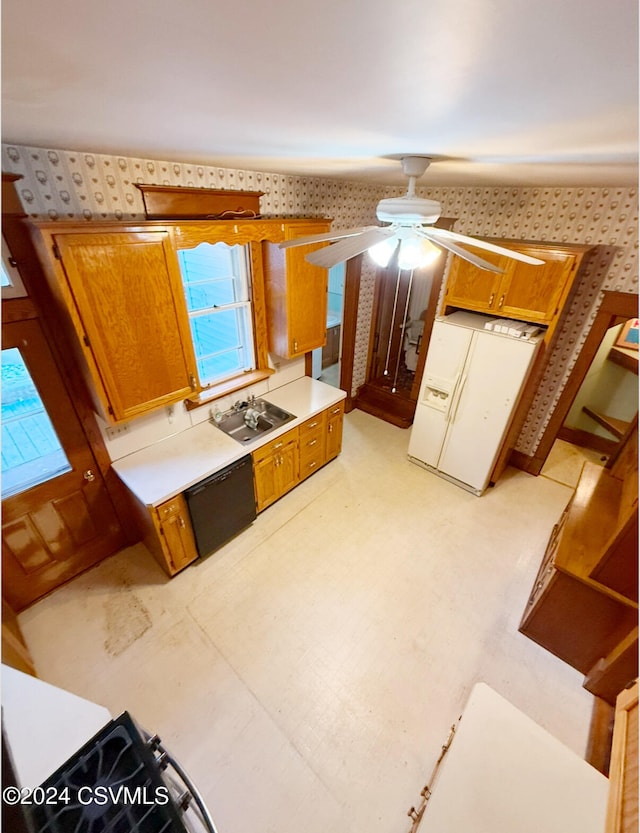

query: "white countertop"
(421, 683), (608, 833)
(2, 665), (112, 788)
(112, 377), (346, 506)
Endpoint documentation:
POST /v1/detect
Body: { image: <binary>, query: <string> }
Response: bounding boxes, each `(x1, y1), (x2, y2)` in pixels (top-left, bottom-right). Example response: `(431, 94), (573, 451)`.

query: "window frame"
(178, 241), (256, 388)
(176, 229), (273, 411)
(2, 236), (27, 299)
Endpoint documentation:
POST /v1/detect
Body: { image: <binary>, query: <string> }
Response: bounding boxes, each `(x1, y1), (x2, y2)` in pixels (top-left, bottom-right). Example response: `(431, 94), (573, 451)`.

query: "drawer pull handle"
(273, 442), (283, 449)
(331, 407), (341, 414)
(307, 439), (317, 447)
(308, 461), (317, 469)
(308, 421), (318, 428)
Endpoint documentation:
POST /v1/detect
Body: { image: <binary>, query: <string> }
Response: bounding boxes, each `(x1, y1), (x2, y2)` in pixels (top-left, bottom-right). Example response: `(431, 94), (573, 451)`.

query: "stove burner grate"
(25, 712), (189, 833)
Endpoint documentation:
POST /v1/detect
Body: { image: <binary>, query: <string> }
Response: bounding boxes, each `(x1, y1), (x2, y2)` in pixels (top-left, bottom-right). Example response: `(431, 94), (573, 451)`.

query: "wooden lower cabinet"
(125, 488), (198, 578)
(298, 413), (327, 481)
(154, 494), (199, 575)
(125, 400), (346, 573)
(253, 428), (299, 513)
(606, 680), (639, 833)
(254, 400), (345, 511)
(326, 401), (344, 461)
(519, 431), (638, 699)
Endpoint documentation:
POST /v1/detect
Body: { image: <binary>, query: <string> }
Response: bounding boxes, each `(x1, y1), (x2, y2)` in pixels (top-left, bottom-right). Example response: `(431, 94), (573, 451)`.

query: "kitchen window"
(178, 242), (256, 388)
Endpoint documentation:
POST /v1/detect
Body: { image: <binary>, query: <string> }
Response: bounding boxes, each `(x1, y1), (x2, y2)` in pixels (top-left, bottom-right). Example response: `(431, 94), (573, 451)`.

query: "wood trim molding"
(303, 254), (361, 411)
(340, 254), (362, 410)
(525, 291), (639, 474)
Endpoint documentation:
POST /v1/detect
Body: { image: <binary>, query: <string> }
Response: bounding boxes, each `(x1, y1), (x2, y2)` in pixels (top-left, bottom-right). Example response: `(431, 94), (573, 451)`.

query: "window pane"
(178, 241), (255, 386)
(189, 307), (253, 384)
(183, 278), (236, 312)
(1, 348), (72, 498)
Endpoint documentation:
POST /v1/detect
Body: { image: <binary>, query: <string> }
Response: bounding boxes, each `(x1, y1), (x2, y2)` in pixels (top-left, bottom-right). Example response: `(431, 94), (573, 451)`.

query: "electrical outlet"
(105, 423), (130, 440)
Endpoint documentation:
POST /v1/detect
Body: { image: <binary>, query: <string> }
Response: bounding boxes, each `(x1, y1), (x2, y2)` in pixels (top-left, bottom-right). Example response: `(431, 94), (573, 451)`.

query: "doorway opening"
(311, 262), (345, 388)
(534, 291), (638, 485)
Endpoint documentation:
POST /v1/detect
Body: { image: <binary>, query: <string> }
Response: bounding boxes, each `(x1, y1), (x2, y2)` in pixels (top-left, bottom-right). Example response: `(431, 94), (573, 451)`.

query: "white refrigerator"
(408, 311), (542, 495)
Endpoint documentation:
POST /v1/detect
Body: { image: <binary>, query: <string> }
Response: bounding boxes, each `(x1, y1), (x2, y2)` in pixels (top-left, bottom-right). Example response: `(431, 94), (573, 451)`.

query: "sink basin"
(213, 398), (296, 444)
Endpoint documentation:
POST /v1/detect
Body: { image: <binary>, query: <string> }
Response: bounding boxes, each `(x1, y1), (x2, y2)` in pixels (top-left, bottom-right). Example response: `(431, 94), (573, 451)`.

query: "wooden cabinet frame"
(30, 218), (333, 421)
(441, 238), (592, 344)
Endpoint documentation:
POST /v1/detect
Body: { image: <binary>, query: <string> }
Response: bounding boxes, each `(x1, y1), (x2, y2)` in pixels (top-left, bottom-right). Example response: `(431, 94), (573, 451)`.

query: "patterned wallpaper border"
(2, 143), (638, 457)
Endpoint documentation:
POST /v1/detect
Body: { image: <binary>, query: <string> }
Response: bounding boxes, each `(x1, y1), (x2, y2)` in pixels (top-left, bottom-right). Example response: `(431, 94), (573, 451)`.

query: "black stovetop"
(25, 712), (189, 833)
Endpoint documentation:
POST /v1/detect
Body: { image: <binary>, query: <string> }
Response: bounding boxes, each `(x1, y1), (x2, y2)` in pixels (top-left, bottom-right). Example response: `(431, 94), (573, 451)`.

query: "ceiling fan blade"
(305, 227), (397, 269)
(418, 229), (505, 273)
(426, 228), (545, 265)
(278, 225), (378, 250)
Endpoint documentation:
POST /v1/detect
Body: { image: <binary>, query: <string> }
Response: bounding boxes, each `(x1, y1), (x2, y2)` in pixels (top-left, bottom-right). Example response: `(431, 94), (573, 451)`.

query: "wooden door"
(369, 267), (414, 380)
(2, 319), (125, 610)
(53, 230), (198, 422)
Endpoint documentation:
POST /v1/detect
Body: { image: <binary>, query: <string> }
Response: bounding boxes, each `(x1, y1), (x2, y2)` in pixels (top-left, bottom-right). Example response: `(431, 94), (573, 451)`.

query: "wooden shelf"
(608, 345), (639, 375)
(582, 406), (631, 440)
(520, 425), (638, 686)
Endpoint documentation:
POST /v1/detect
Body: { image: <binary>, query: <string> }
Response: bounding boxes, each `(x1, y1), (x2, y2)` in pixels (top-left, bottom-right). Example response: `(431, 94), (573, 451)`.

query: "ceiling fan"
(279, 156), (545, 273)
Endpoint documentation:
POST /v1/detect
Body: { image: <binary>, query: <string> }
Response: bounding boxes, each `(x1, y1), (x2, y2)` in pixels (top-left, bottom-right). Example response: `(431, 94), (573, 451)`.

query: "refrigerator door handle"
(447, 373), (468, 424)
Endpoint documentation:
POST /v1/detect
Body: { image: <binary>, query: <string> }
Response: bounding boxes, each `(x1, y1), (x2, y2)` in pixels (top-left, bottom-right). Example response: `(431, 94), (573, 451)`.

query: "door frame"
(514, 290), (639, 474)
(305, 254), (361, 410)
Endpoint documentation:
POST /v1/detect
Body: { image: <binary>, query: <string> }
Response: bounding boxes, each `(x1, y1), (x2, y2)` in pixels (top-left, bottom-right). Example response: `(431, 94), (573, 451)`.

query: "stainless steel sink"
(212, 398), (296, 444)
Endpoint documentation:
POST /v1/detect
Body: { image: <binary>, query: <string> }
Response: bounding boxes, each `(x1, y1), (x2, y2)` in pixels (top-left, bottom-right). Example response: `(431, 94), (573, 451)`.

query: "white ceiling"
(2, 0), (638, 188)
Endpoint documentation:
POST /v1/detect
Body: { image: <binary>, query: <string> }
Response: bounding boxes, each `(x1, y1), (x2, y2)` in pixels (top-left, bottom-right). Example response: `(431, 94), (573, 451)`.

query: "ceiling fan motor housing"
(376, 195), (442, 225)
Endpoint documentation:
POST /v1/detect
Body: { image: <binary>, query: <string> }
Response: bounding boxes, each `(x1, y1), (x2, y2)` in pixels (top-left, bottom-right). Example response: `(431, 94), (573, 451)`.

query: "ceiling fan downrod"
(401, 156), (432, 197)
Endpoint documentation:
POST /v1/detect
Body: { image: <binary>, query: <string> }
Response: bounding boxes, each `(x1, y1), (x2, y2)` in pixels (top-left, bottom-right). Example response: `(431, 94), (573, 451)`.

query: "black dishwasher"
(184, 454), (256, 558)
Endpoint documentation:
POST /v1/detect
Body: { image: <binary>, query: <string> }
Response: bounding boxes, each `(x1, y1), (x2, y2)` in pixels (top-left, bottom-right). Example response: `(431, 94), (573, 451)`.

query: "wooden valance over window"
(134, 183), (264, 220)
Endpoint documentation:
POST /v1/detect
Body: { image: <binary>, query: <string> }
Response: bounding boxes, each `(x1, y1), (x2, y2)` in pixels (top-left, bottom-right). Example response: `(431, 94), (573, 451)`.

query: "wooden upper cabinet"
(263, 221), (331, 358)
(35, 226), (199, 423)
(443, 239), (591, 338)
(444, 249), (507, 313)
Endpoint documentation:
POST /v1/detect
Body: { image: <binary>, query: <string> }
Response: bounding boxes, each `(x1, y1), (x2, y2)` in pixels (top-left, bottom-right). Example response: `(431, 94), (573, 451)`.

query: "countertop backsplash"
(99, 355), (307, 463)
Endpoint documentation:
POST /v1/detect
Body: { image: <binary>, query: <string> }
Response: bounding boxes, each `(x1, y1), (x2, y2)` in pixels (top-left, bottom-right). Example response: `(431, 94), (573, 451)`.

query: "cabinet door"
(443, 250), (506, 313)
(253, 454), (279, 512)
(286, 225), (330, 356)
(277, 440), (299, 496)
(499, 249), (578, 323)
(253, 439), (298, 512)
(264, 222), (331, 358)
(54, 230), (198, 422)
(326, 402), (345, 461)
(156, 495), (198, 574)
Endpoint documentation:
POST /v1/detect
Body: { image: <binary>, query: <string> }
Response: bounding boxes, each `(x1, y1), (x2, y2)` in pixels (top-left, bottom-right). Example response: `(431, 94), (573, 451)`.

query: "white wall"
(98, 356), (306, 462)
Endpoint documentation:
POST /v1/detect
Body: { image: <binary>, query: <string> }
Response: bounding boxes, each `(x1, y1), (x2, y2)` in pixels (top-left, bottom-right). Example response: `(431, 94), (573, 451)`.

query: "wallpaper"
(2, 143), (638, 458)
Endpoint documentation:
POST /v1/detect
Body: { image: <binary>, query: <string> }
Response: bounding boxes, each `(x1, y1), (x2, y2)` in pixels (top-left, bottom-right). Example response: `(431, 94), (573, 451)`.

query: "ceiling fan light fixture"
(368, 237), (398, 267)
(397, 236), (441, 270)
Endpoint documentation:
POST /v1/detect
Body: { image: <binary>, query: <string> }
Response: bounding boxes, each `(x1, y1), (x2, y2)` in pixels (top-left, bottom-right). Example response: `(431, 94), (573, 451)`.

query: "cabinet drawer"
(299, 413), (326, 438)
(299, 424), (325, 454)
(326, 402), (344, 420)
(299, 449), (325, 480)
(252, 427), (298, 463)
(157, 497), (182, 521)
(299, 434), (326, 477)
(526, 559), (557, 609)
